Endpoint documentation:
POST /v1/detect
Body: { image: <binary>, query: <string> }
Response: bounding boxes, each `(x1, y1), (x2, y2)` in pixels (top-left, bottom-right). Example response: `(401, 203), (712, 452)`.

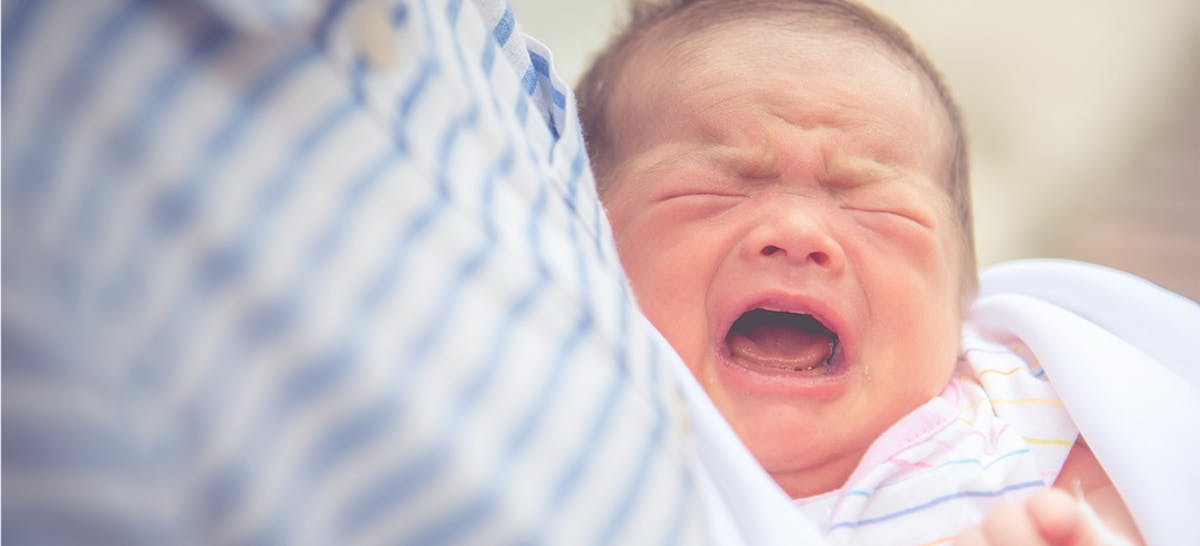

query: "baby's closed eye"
(842, 204), (932, 230)
(836, 184), (939, 231)
(650, 187), (746, 222)
(655, 188), (747, 202)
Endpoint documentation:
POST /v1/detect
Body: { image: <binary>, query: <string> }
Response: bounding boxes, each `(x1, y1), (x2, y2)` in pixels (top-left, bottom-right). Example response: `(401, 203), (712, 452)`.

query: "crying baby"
(582, 3), (967, 499)
(578, 1), (1144, 544)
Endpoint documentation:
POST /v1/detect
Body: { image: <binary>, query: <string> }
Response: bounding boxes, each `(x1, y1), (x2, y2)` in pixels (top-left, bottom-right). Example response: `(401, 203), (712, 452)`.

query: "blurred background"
(511, 0), (1200, 301)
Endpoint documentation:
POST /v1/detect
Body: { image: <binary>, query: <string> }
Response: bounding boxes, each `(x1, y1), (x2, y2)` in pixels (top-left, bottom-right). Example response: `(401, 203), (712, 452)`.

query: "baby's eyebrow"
(681, 143), (780, 180)
(821, 153), (907, 188)
(637, 143), (770, 179)
(729, 145), (781, 180)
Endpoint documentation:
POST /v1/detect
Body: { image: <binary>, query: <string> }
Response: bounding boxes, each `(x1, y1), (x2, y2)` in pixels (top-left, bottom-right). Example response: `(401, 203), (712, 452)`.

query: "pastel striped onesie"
(793, 330), (1079, 545)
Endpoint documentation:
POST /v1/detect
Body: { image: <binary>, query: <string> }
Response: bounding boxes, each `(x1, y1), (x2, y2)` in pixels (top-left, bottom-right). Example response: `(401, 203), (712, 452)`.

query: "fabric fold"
(969, 259), (1200, 546)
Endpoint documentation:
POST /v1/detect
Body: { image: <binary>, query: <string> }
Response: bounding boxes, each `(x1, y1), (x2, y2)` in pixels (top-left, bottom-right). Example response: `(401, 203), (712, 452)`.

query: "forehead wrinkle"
(614, 17), (954, 196)
(757, 79), (949, 183)
(688, 109), (786, 180)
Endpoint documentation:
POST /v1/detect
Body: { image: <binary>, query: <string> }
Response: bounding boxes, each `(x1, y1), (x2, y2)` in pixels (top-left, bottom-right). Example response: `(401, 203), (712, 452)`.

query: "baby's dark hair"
(576, 0), (978, 296)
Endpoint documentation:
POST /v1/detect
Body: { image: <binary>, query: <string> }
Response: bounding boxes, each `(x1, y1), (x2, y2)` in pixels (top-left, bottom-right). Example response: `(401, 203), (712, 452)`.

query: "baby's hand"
(955, 488), (1136, 546)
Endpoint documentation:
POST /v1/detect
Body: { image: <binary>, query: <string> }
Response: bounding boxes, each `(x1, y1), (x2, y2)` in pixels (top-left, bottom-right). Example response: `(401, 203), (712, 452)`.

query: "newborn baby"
(577, 0), (1142, 543)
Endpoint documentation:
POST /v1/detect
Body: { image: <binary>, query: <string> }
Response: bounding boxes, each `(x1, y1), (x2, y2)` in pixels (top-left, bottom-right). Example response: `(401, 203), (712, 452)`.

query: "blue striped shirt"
(3, 0), (709, 543)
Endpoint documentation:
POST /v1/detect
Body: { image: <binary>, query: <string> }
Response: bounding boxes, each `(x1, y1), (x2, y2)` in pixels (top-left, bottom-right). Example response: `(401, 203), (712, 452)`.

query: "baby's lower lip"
(714, 343), (851, 399)
(727, 334), (842, 374)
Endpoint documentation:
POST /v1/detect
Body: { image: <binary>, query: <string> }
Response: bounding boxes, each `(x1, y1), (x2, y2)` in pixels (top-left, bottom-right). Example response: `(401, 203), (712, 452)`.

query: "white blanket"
(971, 259), (1200, 546)
(683, 259), (1200, 545)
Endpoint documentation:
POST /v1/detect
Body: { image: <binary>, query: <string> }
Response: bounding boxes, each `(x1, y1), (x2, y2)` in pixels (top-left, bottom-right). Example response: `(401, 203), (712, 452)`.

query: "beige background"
(511, 0), (1200, 301)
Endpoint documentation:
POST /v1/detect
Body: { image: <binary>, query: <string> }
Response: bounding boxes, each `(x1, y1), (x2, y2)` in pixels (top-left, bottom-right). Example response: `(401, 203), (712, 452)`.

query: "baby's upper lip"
(714, 289), (851, 362)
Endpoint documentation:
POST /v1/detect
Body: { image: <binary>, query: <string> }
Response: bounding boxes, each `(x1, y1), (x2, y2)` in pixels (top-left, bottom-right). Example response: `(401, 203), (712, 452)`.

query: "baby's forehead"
(627, 16), (928, 98)
(642, 9), (896, 60)
(620, 20), (940, 121)
(622, 18), (951, 138)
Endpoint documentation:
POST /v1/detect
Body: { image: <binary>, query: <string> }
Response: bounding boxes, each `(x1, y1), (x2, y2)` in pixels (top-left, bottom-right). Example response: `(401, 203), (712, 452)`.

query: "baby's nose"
(759, 242), (833, 267)
(740, 201), (845, 273)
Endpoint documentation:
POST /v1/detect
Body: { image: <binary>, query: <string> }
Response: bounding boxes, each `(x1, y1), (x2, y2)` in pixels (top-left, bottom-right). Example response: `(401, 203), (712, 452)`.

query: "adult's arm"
(2, 0), (701, 542)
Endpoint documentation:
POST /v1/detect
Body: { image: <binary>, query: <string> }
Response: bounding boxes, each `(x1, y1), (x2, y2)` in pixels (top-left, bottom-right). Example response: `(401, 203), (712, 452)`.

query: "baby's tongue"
(727, 311), (834, 372)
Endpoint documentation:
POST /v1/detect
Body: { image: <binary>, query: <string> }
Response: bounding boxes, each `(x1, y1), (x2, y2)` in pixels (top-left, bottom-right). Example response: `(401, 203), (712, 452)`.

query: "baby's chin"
(709, 365), (940, 499)
(707, 387), (881, 497)
(748, 423), (877, 499)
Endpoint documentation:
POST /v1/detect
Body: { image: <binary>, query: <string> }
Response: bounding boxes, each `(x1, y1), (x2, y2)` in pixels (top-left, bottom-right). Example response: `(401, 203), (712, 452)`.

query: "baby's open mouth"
(726, 309), (841, 374)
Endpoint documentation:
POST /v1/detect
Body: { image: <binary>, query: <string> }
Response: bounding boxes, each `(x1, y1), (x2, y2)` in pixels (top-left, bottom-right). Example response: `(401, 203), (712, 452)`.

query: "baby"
(577, 0), (1141, 544)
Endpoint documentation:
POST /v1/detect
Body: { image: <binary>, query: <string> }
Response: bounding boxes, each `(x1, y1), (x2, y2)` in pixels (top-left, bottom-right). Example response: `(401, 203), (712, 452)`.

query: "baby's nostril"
(809, 251), (829, 265)
(762, 245), (783, 256)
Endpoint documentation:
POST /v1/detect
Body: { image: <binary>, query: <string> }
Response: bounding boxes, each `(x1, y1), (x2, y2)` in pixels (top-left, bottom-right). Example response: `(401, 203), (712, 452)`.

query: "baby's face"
(600, 24), (964, 497)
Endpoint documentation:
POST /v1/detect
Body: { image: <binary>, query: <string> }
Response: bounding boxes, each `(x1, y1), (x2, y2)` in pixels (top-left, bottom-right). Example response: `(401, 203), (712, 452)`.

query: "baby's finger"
(1028, 489), (1086, 545)
(982, 499), (1053, 546)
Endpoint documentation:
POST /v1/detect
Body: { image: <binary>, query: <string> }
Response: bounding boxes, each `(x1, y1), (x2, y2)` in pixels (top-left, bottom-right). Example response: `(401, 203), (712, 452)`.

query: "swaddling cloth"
(677, 259), (1196, 545)
(970, 259), (1200, 546)
(793, 331), (1078, 545)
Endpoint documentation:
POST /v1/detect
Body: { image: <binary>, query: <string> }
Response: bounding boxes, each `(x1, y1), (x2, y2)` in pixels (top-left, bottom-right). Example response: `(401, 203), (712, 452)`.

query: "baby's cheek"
(850, 213), (957, 287)
(615, 237), (683, 307)
(618, 236), (714, 361)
